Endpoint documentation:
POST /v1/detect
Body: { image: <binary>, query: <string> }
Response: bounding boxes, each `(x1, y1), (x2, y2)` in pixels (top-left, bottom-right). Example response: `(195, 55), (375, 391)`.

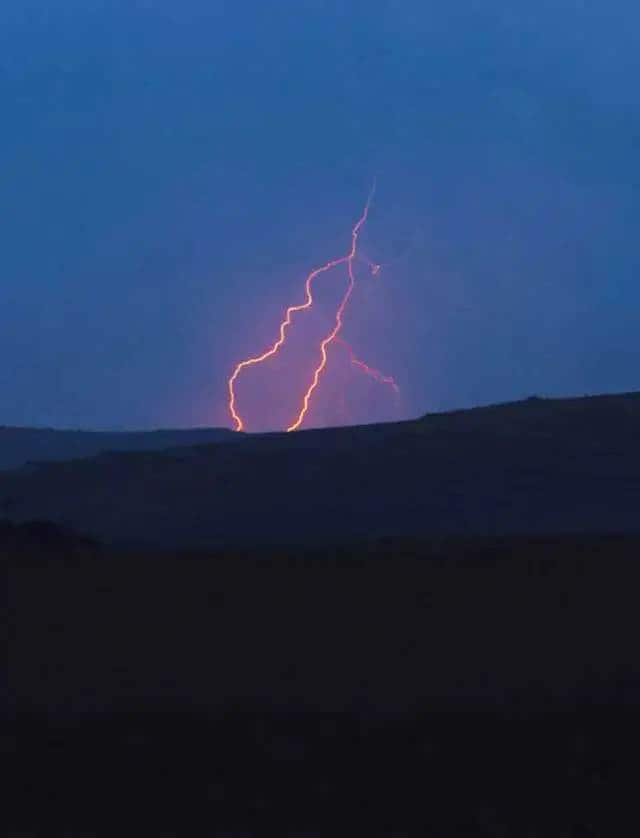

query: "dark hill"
(0, 425), (234, 472)
(0, 519), (99, 557)
(6, 396), (640, 835)
(1, 391), (638, 548)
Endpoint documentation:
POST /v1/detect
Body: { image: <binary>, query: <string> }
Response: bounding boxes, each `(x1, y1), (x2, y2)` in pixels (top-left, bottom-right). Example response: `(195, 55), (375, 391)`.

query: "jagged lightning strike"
(227, 186), (398, 432)
(336, 337), (400, 395)
(227, 253), (349, 433)
(285, 188), (375, 431)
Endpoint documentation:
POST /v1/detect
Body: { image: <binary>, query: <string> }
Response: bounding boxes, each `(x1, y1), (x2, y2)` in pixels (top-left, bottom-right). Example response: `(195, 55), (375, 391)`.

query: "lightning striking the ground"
(227, 254), (348, 432)
(285, 188), (374, 432)
(227, 185), (399, 432)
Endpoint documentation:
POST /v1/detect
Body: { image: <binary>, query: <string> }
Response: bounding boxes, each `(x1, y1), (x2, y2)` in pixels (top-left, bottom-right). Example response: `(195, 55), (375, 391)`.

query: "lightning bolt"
(227, 183), (397, 433)
(336, 337), (400, 395)
(285, 186), (375, 432)
(227, 254), (348, 432)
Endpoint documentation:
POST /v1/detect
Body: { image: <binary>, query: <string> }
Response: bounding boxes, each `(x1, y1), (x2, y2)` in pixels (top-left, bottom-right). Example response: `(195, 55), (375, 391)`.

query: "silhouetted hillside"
(0, 425), (234, 472)
(2, 391), (638, 548)
(0, 519), (99, 558)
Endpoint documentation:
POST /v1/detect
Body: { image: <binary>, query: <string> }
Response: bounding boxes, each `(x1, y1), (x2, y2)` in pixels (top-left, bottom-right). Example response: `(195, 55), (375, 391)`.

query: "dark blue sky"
(2, 1), (638, 430)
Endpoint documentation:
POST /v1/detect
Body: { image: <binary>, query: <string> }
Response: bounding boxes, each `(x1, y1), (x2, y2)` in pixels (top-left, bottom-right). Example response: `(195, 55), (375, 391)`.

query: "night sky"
(2, 1), (638, 431)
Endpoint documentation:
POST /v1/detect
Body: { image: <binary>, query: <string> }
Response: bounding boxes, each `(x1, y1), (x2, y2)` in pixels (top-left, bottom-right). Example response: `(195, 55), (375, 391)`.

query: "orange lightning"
(336, 337), (400, 395)
(228, 182), (380, 431)
(227, 254), (348, 431)
(286, 187), (375, 432)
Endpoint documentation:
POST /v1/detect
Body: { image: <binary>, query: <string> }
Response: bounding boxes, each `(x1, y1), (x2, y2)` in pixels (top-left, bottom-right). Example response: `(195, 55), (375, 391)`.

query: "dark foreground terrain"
(2, 391), (640, 548)
(9, 706), (639, 837)
(0, 424), (234, 472)
(6, 527), (640, 835)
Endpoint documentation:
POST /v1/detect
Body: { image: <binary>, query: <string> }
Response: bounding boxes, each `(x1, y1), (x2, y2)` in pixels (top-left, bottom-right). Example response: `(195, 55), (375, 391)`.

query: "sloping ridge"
(0, 425), (235, 472)
(1, 391), (638, 548)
